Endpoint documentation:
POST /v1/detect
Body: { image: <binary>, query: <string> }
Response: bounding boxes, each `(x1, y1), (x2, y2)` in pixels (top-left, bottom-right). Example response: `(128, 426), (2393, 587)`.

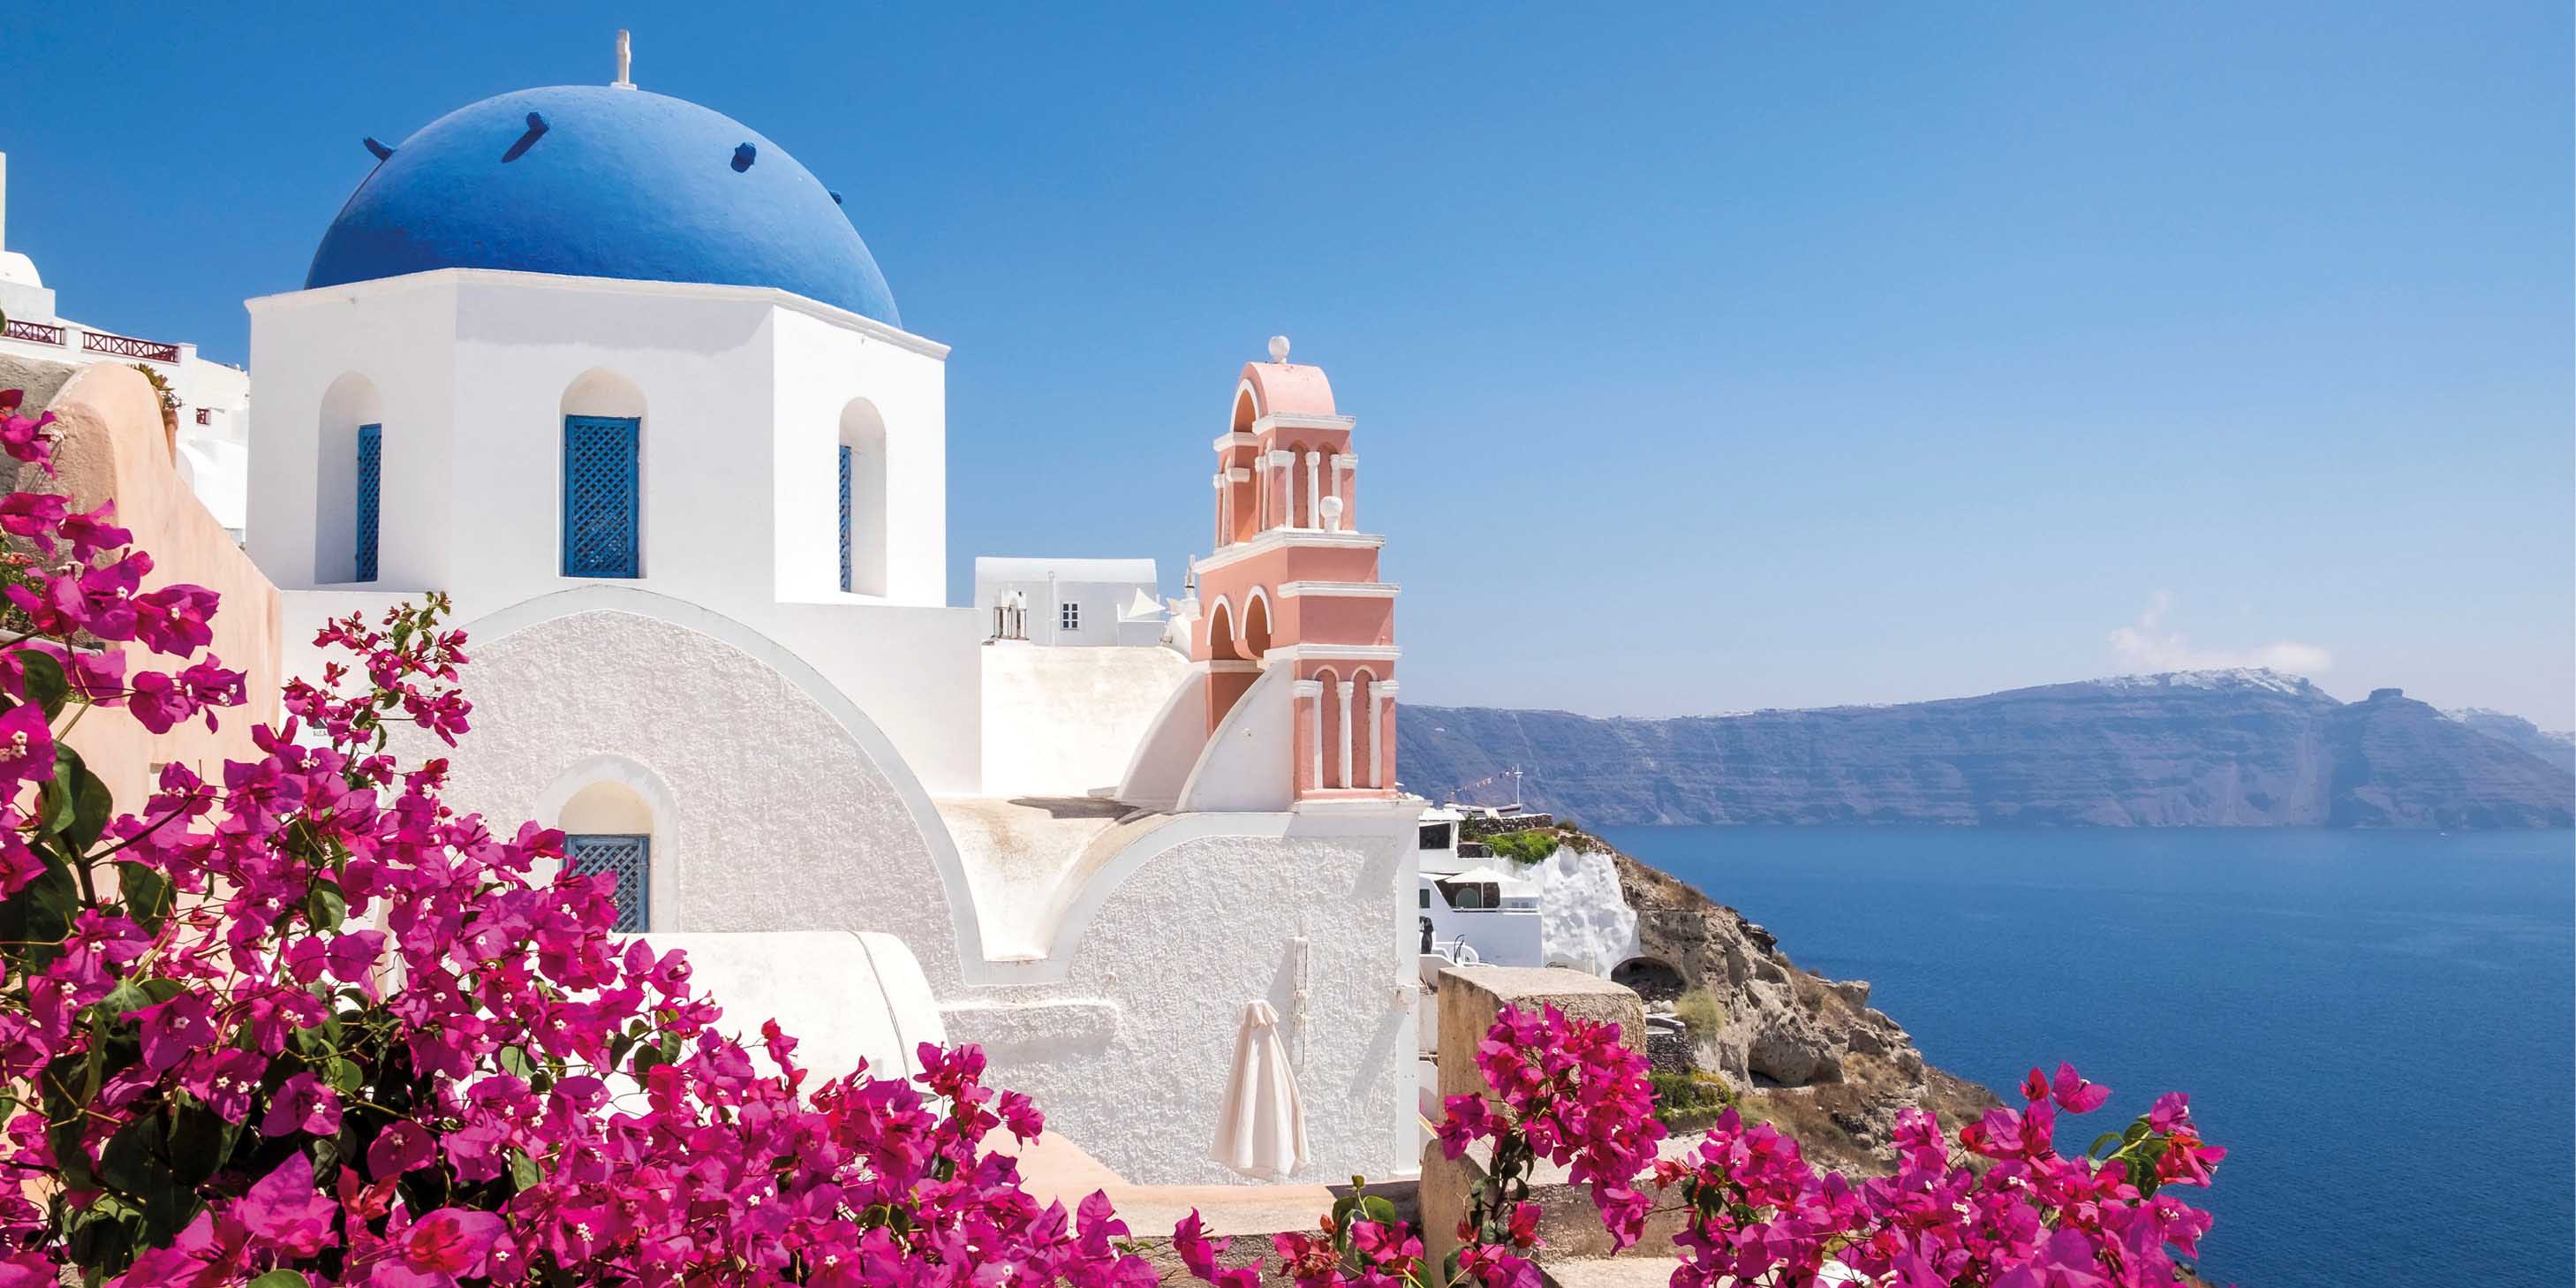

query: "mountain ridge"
(1399, 670), (2574, 829)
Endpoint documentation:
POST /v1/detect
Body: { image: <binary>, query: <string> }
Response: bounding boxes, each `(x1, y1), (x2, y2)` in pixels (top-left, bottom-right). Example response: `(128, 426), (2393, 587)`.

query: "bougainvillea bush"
(0, 387), (2221, 1286)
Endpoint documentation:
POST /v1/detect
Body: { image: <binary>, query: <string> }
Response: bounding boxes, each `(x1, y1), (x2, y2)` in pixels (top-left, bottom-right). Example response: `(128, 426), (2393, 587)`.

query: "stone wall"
(1457, 812), (1553, 840)
(1418, 966), (1682, 1276)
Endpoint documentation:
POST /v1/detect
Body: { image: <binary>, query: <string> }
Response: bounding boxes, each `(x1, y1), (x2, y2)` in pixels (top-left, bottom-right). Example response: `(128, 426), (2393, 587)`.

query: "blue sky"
(6, 4), (2568, 724)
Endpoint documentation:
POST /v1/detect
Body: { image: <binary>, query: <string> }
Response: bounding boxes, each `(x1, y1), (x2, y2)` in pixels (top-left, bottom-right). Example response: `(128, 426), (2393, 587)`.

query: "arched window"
(315, 373), (382, 584)
(560, 780), (653, 931)
(561, 370), (645, 579)
(839, 399), (888, 595)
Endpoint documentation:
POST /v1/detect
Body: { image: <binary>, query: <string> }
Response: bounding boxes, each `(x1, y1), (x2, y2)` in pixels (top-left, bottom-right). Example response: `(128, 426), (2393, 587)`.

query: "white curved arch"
(533, 753), (683, 928)
(1204, 593), (1237, 659)
(457, 585), (1005, 981)
(1240, 585), (1275, 660)
(314, 371), (384, 585)
(1231, 378), (1265, 431)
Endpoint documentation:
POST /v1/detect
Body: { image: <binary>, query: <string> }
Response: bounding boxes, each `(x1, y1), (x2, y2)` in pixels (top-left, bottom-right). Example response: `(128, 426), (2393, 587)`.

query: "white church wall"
(1111, 669), (1212, 810)
(762, 601), (984, 796)
(247, 277), (462, 589)
(412, 604), (978, 993)
(978, 644), (1189, 798)
(1175, 664), (1296, 813)
(252, 269), (952, 617)
(947, 811), (1419, 1185)
(770, 307), (946, 606)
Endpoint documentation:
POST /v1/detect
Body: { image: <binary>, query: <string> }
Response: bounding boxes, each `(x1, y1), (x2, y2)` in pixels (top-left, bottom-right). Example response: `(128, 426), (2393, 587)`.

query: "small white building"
(975, 557), (1166, 647)
(1413, 807), (1545, 966)
(0, 152), (252, 537)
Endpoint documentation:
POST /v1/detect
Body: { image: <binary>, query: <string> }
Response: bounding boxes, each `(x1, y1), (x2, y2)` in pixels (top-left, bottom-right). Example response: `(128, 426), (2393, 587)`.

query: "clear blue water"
(1597, 826), (2576, 1288)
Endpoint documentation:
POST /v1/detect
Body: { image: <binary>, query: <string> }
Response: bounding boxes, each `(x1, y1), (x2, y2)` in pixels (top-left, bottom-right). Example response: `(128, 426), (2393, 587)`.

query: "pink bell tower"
(1190, 337), (1398, 799)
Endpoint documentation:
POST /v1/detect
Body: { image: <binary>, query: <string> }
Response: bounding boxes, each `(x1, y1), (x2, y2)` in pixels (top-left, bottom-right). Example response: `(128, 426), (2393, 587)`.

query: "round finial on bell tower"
(1267, 335), (1290, 365)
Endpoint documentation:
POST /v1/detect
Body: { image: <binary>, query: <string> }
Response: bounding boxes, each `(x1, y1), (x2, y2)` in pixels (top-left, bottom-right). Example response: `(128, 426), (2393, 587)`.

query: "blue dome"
(306, 85), (899, 327)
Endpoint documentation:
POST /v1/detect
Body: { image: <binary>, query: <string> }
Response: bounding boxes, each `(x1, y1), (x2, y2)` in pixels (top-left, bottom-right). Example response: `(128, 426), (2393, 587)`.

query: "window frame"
(353, 422), (382, 582)
(562, 415), (642, 579)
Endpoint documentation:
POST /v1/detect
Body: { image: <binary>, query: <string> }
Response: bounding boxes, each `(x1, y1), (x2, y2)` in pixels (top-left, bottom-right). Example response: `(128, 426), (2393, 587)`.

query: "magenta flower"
(2051, 1061), (2111, 1113)
(109, 1209), (246, 1287)
(366, 1119), (434, 1180)
(128, 992), (215, 1072)
(0, 390), (57, 475)
(261, 1072), (344, 1137)
(373, 1208), (502, 1287)
(236, 1152), (338, 1258)
(0, 703), (52, 792)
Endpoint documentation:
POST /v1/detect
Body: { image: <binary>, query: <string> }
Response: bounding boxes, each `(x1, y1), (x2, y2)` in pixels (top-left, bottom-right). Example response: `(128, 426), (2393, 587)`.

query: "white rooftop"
(975, 557), (1158, 584)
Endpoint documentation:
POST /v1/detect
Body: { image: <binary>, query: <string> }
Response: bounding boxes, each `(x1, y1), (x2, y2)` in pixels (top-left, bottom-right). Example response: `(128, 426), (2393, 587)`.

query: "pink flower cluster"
(1653, 1061), (2223, 1287)
(0, 387), (2223, 1287)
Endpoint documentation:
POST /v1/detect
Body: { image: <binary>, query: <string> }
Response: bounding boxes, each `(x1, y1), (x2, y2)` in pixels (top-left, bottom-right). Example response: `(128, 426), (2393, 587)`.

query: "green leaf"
(49, 1118), (95, 1189)
(326, 1057), (363, 1095)
(96, 1116), (170, 1196)
(304, 878), (346, 933)
(508, 1147), (542, 1193)
(18, 649), (67, 720)
(249, 1271), (313, 1288)
(117, 862), (171, 935)
(49, 745), (112, 852)
(0, 848), (79, 972)
(631, 1043), (667, 1077)
(497, 1044), (534, 1079)
(167, 1104), (240, 1187)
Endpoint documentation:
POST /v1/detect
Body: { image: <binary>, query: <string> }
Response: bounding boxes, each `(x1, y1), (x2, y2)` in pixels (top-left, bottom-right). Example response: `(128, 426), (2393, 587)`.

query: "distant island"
(1399, 670), (2575, 829)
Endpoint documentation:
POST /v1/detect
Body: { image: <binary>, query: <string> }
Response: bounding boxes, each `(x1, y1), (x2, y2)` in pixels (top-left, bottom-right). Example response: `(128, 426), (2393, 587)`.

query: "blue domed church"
(240, 54), (1424, 1190)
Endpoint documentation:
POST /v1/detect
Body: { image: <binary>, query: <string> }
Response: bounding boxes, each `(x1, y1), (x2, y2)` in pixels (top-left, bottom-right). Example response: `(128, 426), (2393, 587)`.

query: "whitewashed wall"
(1532, 846), (1642, 974)
(411, 599), (1421, 1184)
(246, 269), (948, 608)
(947, 817), (1419, 1185)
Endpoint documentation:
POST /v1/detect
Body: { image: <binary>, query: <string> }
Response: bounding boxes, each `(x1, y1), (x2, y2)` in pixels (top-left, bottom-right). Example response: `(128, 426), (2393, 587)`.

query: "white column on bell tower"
(1336, 678), (1356, 788)
(1304, 451), (1322, 528)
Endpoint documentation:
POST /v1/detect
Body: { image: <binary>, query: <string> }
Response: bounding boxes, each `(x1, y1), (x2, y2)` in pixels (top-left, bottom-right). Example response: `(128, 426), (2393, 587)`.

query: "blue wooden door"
(563, 415), (639, 577)
(563, 833), (650, 931)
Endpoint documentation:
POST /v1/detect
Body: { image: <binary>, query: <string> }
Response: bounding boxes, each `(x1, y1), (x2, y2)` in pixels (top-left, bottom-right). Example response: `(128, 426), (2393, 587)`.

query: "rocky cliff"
(2446, 707), (2576, 776)
(1402, 670), (2573, 828)
(1602, 835), (1995, 1171)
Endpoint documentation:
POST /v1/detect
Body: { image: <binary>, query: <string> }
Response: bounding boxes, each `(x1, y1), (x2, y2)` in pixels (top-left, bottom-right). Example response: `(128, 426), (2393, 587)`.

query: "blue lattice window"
(837, 443), (854, 593)
(564, 833), (650, 931)
(353, 423), (381, 581)
(563, 416), (639, 577)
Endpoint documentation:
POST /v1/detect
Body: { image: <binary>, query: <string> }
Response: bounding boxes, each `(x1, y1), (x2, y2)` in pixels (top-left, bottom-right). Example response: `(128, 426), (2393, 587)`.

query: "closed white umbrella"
(1211, 999), (1309, 1180)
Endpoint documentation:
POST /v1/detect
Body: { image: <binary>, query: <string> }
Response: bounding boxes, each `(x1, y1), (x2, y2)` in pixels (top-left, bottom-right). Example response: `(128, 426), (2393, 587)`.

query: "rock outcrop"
(1401, 670), (2574, 829)
(1611, 846), (1997, 1171)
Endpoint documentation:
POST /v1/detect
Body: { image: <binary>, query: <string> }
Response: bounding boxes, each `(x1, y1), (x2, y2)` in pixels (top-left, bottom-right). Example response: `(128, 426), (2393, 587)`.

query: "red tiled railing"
(80, 330), (181, 364)
(3, 319), (65, 346)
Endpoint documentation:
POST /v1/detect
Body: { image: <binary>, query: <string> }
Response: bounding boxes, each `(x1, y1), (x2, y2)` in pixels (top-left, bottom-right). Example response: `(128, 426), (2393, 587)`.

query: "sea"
(1597, 825), (2576, 1288)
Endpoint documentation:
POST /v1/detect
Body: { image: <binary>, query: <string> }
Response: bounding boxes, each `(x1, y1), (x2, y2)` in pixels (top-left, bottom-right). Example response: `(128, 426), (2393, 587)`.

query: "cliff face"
(1609, 845), (1995, 1171)
(1401, 671), (2574, 828)
(2445, 707), (2576, 777)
